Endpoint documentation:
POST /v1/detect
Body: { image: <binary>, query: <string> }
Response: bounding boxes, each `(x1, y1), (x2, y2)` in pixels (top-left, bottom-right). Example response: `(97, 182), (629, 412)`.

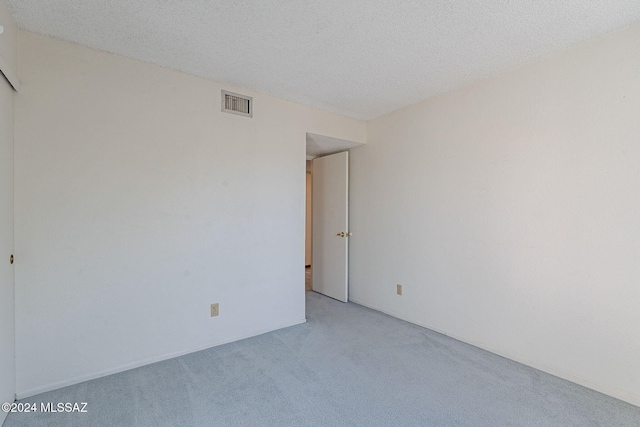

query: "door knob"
(336, 232), (352, 237)
(9, 254), (13, 264)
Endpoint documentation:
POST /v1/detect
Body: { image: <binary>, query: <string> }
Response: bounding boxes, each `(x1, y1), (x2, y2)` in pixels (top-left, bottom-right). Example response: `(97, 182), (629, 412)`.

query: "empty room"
(1, 1), (639, 426)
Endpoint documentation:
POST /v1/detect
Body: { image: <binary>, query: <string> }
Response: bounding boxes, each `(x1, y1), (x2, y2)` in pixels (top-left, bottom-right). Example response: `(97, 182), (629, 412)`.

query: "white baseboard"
(348, 297), (640, 408)
(16, 318), (306, 400)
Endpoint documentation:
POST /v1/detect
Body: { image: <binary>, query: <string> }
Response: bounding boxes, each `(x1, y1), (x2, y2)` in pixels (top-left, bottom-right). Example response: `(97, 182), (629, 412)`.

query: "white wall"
(350, 24), (640, 406)
(14, 31), (365, 397)
(0, 77), (13, 427)
(0, 1), (18, 423)
(0, 0), (18, 76)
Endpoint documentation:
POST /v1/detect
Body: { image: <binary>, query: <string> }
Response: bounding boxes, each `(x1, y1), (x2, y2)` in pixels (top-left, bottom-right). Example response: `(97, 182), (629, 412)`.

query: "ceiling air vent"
(222, 90), (252, 118)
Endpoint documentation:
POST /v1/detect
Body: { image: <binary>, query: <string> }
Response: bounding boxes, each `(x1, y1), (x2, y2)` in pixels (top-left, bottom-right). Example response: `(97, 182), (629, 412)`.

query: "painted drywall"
(13, 31), (365, 397)
(0, 0), (18, 76)
(0, 63), (14, 427)
(0, 1), (17, 423)
(350, 24), (640, 406)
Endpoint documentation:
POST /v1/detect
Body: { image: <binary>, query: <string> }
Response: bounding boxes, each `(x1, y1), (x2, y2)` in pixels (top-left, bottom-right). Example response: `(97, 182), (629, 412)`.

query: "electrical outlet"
(397, 284), (402, 295)
(210, 303), (219, 317)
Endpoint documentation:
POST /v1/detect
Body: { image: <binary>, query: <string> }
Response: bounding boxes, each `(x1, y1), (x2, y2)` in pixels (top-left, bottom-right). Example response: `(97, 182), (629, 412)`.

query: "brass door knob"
(9, 254), (13, 264)
(337, 232), (345, 237)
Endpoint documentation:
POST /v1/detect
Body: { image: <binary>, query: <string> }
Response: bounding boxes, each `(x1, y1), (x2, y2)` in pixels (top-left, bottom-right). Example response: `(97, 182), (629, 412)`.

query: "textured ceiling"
(6, 1), (640, 120)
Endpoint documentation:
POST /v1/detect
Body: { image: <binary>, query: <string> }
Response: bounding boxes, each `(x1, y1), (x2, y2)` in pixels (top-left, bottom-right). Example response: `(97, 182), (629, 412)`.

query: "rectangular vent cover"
(222, 90), (252, 117)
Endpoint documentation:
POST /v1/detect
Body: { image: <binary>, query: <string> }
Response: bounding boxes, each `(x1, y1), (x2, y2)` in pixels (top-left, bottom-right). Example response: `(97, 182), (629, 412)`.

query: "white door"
(312, 151), (349, 302)
(0, 77), (15, 413)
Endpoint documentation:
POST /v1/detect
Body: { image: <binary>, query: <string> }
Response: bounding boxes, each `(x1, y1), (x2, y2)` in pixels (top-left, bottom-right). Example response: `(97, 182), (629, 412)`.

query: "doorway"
(305, 160), (312, 291)
(305, 133), (363, 301)
(0, 74), (16, 417)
